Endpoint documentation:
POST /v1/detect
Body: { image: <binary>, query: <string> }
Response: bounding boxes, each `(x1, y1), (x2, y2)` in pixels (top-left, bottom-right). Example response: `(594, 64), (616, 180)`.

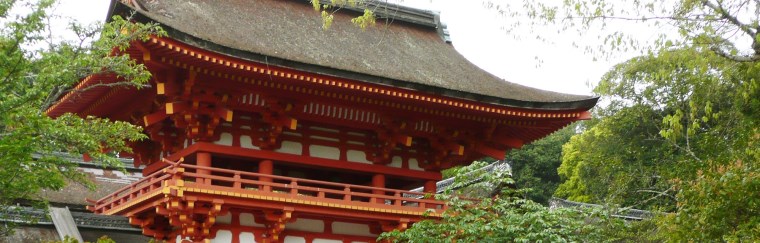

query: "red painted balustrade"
(88, 162), (446, 216)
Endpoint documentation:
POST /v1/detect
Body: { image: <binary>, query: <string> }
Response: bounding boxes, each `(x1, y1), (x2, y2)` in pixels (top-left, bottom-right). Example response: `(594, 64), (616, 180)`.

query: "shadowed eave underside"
(108, 0), (598, 110)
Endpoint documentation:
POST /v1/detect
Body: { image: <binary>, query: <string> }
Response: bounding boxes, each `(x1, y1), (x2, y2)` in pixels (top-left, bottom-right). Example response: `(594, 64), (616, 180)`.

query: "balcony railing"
(88, 160), (445, 216)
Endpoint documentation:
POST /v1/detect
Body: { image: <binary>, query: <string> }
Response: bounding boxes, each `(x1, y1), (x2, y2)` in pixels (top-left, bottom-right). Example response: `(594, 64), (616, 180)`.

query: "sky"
(50, 0), (637, 96)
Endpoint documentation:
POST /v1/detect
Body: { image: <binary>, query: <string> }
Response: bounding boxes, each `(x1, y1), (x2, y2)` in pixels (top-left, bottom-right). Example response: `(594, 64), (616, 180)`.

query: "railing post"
(170, 167), (184, 186)
(290, 181), (298, 196)
(233, 173), (241, 189)
(196, 152), (212, 185)
(259, 160), (273, 192)
(129, 184), (136, 199)
(343, 186), (351, 201)
(394, 192), (401, 206)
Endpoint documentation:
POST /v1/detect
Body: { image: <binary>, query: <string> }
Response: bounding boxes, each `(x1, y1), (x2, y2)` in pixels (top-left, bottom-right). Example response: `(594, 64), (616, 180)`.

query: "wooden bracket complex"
(261, 207), (294, 243)
(372, 118), (412, 164)
(259, 97), (297, 149)
(380, 218), (410, 232)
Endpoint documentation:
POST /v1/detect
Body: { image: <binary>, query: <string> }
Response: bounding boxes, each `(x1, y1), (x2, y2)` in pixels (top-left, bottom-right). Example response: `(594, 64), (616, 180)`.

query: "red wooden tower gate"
(47, 1), (597, 242)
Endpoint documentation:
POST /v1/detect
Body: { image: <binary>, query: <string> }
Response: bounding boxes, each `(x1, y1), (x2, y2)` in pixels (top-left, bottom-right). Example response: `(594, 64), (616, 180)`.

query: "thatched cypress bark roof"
(109, 0), (597, 110)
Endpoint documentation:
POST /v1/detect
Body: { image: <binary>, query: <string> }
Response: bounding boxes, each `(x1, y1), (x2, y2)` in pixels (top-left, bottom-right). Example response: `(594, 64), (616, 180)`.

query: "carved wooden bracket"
(260, 207), (294, 243)
(371, 118), (412, 164)
(379, 218), (410, 232)
(258, 97), (298, 150)
(154, 195), (224, 242)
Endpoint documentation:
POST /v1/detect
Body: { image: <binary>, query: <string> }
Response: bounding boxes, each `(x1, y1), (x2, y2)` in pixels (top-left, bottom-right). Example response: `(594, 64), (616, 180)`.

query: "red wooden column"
(423, 180), (437, 194)
(259, 160), (273, 192)
(197, 152), (211, 184)
(372, 174), (385, 203)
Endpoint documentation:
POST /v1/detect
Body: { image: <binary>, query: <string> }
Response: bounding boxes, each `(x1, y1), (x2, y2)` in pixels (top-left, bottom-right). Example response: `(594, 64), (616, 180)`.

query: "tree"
(0, 0), (163, 235)
(379, 161), (625, 243)
(555, 47), (759, 239)
(509, 126), (575, 205)
(660, 160), (760, 241)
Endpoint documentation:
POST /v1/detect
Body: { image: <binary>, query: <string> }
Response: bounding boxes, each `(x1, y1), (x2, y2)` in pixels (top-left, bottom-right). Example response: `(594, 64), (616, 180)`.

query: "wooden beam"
(165, 102), (188, 115)
(474, 144), (506, 160)
(579, 111), (592, 120)
(214, 107), (234, 122)
(143, 109), (168, 126)
(492, 136), (523, 149)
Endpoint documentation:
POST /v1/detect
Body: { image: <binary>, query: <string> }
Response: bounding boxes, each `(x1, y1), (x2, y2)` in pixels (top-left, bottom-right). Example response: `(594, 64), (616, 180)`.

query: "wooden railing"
(89, 162), (445, 215)
(87, 169), (171, 214)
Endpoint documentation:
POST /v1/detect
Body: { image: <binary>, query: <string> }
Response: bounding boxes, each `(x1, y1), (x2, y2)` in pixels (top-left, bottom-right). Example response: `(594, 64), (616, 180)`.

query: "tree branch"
(702, 0), (757, 37)
(710, 45), (760, 62)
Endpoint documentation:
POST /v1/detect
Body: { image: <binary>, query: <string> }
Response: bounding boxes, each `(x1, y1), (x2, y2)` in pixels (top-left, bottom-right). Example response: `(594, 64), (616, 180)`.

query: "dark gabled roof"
(108, 0), (597, 110)
(0, 206), (138, 232)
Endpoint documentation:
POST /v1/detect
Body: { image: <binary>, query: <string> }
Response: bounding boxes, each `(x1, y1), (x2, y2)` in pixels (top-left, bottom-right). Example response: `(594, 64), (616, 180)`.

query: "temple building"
(45, 0), (597, 242)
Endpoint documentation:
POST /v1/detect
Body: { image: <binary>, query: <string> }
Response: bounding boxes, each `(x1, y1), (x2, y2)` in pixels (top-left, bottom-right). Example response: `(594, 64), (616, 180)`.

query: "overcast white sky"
(51, 0), (640, 96)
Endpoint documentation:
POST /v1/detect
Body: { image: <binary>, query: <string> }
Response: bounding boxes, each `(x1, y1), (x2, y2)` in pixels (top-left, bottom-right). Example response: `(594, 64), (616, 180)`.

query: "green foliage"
(310, 0), (376, 30)
(509, 126), (575, 205)
(555, 46), (759, 240)
(379, 161), (634, 242)
(659, 161), (760, 241)
(557, 48), (757, 211)
(0, 0), (163, 236)
(48, 235), (116, 243)
(556, 105), (677, 209)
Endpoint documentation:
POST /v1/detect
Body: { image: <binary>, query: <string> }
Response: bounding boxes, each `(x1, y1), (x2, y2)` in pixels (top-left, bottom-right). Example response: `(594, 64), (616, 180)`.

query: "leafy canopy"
(0, 0), (163, 235)
(379, 161), (631, 242)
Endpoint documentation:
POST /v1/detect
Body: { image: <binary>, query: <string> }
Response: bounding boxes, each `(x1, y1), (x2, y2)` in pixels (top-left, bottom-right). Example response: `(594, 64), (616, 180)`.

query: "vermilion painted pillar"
(372, 174), (386, 203)
(424, 180), (437, 209)
(423, 180), (437, 194)
(196, 152), (211, 184)
(259, 160), (273, 192)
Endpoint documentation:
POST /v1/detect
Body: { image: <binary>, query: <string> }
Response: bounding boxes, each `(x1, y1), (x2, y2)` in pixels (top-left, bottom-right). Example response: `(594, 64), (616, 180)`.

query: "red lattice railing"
(88, 161), (445, 215)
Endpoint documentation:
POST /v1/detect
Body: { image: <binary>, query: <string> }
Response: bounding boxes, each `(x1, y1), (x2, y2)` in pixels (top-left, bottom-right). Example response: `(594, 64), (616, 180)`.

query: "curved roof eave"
(109, 2), (599, 111)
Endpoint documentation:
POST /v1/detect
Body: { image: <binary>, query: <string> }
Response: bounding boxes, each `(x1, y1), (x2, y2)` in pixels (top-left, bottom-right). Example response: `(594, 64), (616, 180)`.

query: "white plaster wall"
(309, 145), (340, 160)
(389, 156), (403, 168)
(310, 126), (339, 133)
(332, 222), (376, 237)
(285, 218), (324, 233)
(215, 132), (233, 146)
(313, 239), (341, 243)
(276, 141), (303, 155)
(210, 230), (232, 243)
(216, 212), (231, 224)
(240, 135), (259, 149)
(239, 213), (265, 227)
(347, 150), (371, 164)
(283, 236), (306, 243)
(409, 158), (424, 171)
(239, 232), (256, 243)
(347, 131), (365, 137)
(311, 135), (339, 142)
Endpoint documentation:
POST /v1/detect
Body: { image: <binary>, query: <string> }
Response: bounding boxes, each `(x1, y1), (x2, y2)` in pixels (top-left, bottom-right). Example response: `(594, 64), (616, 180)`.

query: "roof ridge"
(316, 0), (439, 28)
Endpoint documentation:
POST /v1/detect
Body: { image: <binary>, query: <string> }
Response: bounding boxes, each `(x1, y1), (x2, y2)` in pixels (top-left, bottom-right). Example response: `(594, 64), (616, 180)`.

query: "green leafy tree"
(556, 47), (759, 239)
(0, 0), (163, 235)
(509, 126), (575, 205)
(379, 161), (635, 242)
(660, 160), (760, 241)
